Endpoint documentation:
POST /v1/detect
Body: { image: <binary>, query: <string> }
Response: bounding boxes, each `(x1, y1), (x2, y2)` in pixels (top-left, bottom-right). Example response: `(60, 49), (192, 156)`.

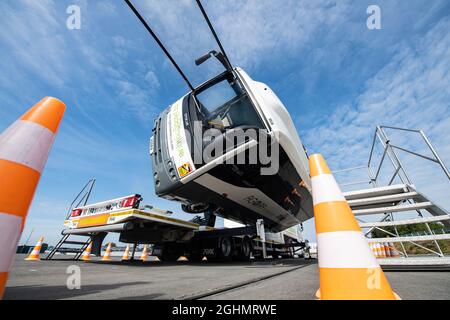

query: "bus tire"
(236, 237), (251, 261)
(210, 237), (232, 262)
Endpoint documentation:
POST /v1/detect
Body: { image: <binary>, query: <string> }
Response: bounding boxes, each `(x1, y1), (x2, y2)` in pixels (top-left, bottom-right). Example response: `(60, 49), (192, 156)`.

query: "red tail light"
(121, 196), (139, 208)
(71, 209), (82, 217)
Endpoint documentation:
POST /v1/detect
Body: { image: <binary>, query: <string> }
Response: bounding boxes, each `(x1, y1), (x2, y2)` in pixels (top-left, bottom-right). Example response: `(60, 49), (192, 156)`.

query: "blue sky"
(1, 0), (449, 245)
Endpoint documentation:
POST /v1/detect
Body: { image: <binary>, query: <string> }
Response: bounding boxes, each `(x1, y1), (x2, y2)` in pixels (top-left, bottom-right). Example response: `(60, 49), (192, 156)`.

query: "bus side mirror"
(195, 50), (231, 71)
(195, 51), (214, 66)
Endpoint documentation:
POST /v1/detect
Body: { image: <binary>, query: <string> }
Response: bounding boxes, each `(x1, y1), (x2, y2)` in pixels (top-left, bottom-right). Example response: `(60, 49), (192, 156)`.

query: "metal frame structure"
(65, 178), (96, 220)
(335, 126), (450, 259)
(46, 179), (96, 260)
(367, 126), (450, 185)
(336, 126), (450, 188)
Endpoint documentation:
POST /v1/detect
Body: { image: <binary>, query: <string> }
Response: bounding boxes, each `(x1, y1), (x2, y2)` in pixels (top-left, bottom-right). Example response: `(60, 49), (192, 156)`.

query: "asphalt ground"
(4, 255), (450, 300)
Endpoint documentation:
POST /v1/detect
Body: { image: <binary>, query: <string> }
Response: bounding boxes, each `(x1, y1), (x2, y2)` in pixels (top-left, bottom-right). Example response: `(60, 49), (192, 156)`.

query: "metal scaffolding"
(335, 126), (450, 264)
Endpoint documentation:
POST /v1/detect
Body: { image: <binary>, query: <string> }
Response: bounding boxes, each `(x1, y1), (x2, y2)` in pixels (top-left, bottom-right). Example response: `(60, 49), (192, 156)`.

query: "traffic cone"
(82, 242), (93, 262)
(379, 243), (386, 258)
(373, 243), (379, 258)
(391, 242), (399, 257)
(121, 245), (130, 261)
(25, 236), (44, 261)
(375, 243), (382, 258)
(309, 154), (399, 300)
(140, 245), (148, 262)
(384, 243), (391, 257)
(102, 243), (112, 261)
(370, 243), (378, 258)
(389, 243), (394, 257)
(0, 97), (66, 298)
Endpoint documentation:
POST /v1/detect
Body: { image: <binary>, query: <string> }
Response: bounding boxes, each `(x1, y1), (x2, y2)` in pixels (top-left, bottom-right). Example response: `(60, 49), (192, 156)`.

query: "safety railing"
(368, 126), (449, 186)
(65, 178), (96, 220)
(334, 126), (450, 259)
(335, 125), (450, 188)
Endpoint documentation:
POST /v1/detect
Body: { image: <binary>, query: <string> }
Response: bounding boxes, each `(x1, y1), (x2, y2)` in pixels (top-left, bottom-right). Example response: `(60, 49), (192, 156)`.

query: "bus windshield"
(195, 76), (264, 131)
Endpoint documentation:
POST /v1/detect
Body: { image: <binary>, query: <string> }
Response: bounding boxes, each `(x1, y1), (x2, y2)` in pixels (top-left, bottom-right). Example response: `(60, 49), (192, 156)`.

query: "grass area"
(393, 240), (450, 255)
(371, 221), (450, 256)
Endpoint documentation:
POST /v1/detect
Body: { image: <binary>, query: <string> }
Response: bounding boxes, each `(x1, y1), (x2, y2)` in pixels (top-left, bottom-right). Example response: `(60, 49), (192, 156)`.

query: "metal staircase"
(44, 179), (96, 260)
(344, 184), (450, 259)
(344, 184), (450, 225)
(44, 234), (92, 260)
(335, 126), (450, 266)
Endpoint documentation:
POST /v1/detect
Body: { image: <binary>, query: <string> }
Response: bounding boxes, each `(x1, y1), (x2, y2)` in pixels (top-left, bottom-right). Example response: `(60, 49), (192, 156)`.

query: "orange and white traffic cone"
(375, 243), (382, 258)
(373, 243), (380, 258)
(25, 236), (44, 261)
(140, 245), (148, 262)
(389, 243), (395, 257)
(370, 243), (377, 258)
(0, 97), (66, 298)
(379, 243), (386, 258)
(391, 242), (399, 257)
(121, 245), (130, 261)
(82, 242), (93, 262)
(102, 243), (112, 261)
(384, 243), (391, 257)
(309, 154), (399, 300)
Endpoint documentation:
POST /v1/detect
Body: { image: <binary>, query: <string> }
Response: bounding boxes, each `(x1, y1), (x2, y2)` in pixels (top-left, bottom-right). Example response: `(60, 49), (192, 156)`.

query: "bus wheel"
(210, 237), (232, 262)
(236, 237), (251, 261)
(157, 245), (181, 262)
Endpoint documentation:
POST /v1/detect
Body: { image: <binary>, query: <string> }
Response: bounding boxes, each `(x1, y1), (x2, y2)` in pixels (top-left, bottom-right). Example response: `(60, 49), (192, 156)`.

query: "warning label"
(178, 163), (193, 178)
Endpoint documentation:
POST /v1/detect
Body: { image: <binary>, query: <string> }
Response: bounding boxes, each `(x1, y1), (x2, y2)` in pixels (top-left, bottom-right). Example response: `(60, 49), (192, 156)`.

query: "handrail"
(334, 126), (450, 187)
(65, 178), (96, 220)
(378, 125), (421, 133)
(334, 127), (449, 258)
(333, 166), (366, 174)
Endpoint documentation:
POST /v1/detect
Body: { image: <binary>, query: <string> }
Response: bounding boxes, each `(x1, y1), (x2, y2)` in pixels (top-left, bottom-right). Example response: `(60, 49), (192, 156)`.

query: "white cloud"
(304, 16), (449, 154)
(145, 70), (160, 89)
(0, 0), (159, 123)
(300, 17), (450, 241)
(208, 0), (351, 67)
(136, 0), (352, 78)
(0, 1), (66, 87)
(97, 1), (116, 15)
